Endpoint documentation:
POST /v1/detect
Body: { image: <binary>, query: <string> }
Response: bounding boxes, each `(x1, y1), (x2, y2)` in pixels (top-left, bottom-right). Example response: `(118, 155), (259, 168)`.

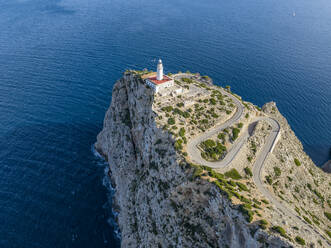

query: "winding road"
(180, 75), (329, 243)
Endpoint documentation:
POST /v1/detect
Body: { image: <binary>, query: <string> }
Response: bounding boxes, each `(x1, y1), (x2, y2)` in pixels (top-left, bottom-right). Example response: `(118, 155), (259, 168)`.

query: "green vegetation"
(325, 230), (331, 239)
(236, 182), (249, 192)
(239, 204), (254, 222)
(237, 123), (243, 128)
(261, 199), (269, 204)
(265, 175), (272, 185)
(245, 113), (249, 119)
(209, 98), (216, 105)
(176, 102), (184, 107)
(224, 169), (242, 180)
(232, 127), (240, 141)
(178, 127), (185, 137)
(174, 139), (183, 151)
(294, 158), (301, 166)
(161, 106), (173, 112)
(303, 216), (312, 225)
(273, 166), (281, 177)
(244, 167), (253, 177)
(200, 139), (227, 161)
(324, 212), (331, 221)
(271, 226), (287, 238)
(181, 77), (194, 84)
(295, 236), (305, 245)
(259, 219), (268, 229)
(201, 75), (211, 80)
(167, 117), (175, 125)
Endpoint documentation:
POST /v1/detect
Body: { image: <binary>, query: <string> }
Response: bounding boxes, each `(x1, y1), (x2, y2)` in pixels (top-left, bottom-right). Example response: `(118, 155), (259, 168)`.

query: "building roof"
(147, 75), (173, 85)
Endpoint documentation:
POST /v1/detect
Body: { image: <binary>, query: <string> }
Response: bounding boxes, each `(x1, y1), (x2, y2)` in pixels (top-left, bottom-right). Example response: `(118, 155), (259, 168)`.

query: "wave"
(91, 145), (122, 242)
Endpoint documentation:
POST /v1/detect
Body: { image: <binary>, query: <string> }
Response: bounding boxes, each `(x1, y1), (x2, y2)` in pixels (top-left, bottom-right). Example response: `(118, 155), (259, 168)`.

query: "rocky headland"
(95, 71), (331, 247)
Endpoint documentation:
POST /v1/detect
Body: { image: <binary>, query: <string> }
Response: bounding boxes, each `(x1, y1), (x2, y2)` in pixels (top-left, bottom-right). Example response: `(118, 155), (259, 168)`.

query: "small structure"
(145, 59), (174, 93)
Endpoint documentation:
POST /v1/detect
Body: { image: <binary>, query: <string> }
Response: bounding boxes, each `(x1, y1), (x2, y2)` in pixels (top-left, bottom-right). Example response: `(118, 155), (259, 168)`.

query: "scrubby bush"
(168, 117), (175, 125)
(224, 169), (242, 180)
(273, 166), (281, 177)
(232, 127), (240, 140)
(182, 77), (194, 84)
(237, 123), (243, 128)
(209, 98), (216, 105)
(179, 127), (185, 137)
(200, 139), (227, 161)
(162, 106), (173, 112)
(239, 204), (254, 222)
(303, 216), (312, 225)
(324, 212), (331, 221)
(177, 102), (184, 107)
(326, 230), (331, 238)
(259, 219), (268, 229)
(244, 167), (253, 177)
(265, 175), (273, 185)
(236, 182), (249, 191)
(295, 236), (305, 245)
(271, 226), (287, 238)
(294, 158), (301, 166)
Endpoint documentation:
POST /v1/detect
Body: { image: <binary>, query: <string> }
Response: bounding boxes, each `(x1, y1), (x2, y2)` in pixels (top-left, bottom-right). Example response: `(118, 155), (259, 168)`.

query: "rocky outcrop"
(95, 73), (290, 248)
(322, 160), (331, 173)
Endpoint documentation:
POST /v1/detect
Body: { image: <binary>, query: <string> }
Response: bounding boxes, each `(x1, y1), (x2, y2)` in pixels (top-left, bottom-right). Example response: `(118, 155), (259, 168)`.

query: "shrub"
(200, 140), (226, 161)
(237, 123), (243, 128)
(244, 167), (253, 177)
(259, 219), (268, 229)
(209, 98), (216, 105)
(326, 230), (331, 239)
(162, 106), (173, 112)
(265, 175), (272, 184)
(176, 102), (184, 107)
(271, 226), (287, 238)
(218, 133), (225, 140)
(273, 166), (281, 177)
(232, 128), (240, 140)
(174, 139), (183, 151)
(295, 236), (305, 245)
(294, 158), (301, 166)
(261, 199), (269, 204)
(237, 182), (249, 191)
(324, 212), (331, 221)
(179, 127), (185, 137)
(168, 117), (175, 125)
(239, 204), (254, 222)
(224, 169), (242, 180)
(182, 77), (193, 84)
(245, 113), (249, 118)
(303, 216), (312, 225)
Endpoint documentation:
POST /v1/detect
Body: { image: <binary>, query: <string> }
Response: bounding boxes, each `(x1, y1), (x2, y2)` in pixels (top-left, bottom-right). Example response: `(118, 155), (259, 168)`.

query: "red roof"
(147, 75), (173, 85)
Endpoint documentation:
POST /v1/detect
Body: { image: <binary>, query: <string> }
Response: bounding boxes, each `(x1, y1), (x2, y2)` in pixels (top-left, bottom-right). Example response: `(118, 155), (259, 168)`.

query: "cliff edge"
(95, 72), (330, 247)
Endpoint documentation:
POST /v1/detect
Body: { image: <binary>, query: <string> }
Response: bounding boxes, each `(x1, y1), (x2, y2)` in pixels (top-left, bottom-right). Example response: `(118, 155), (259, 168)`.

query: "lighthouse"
(157, 59), (164, 81)
(144, 59), (174, 93)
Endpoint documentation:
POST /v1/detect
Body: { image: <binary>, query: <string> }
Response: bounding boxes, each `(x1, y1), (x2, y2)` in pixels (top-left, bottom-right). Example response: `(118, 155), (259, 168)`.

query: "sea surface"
(0, 0), (330, 247)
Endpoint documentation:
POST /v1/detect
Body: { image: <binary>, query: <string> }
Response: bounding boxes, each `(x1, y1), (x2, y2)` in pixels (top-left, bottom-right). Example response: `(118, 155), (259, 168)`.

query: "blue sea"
(0, 0), (330, 247)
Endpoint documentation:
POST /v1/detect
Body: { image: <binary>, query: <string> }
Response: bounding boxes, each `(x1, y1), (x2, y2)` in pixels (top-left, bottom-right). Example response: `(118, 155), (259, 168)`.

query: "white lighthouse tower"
(144, 58), (174, 93)
(157, 59), (164, 81)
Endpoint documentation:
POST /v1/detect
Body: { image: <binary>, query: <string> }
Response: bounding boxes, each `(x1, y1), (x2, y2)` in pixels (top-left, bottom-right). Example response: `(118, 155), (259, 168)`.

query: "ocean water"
(0, 0), (330, 247)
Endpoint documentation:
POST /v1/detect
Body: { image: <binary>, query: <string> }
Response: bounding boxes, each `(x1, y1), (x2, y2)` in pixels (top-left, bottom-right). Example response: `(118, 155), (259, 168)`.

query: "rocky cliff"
(95, 72), (330, 247)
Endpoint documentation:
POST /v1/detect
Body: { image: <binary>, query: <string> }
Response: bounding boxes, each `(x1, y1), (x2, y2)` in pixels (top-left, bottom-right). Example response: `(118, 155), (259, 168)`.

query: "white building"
(145, 59), (174, 93)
